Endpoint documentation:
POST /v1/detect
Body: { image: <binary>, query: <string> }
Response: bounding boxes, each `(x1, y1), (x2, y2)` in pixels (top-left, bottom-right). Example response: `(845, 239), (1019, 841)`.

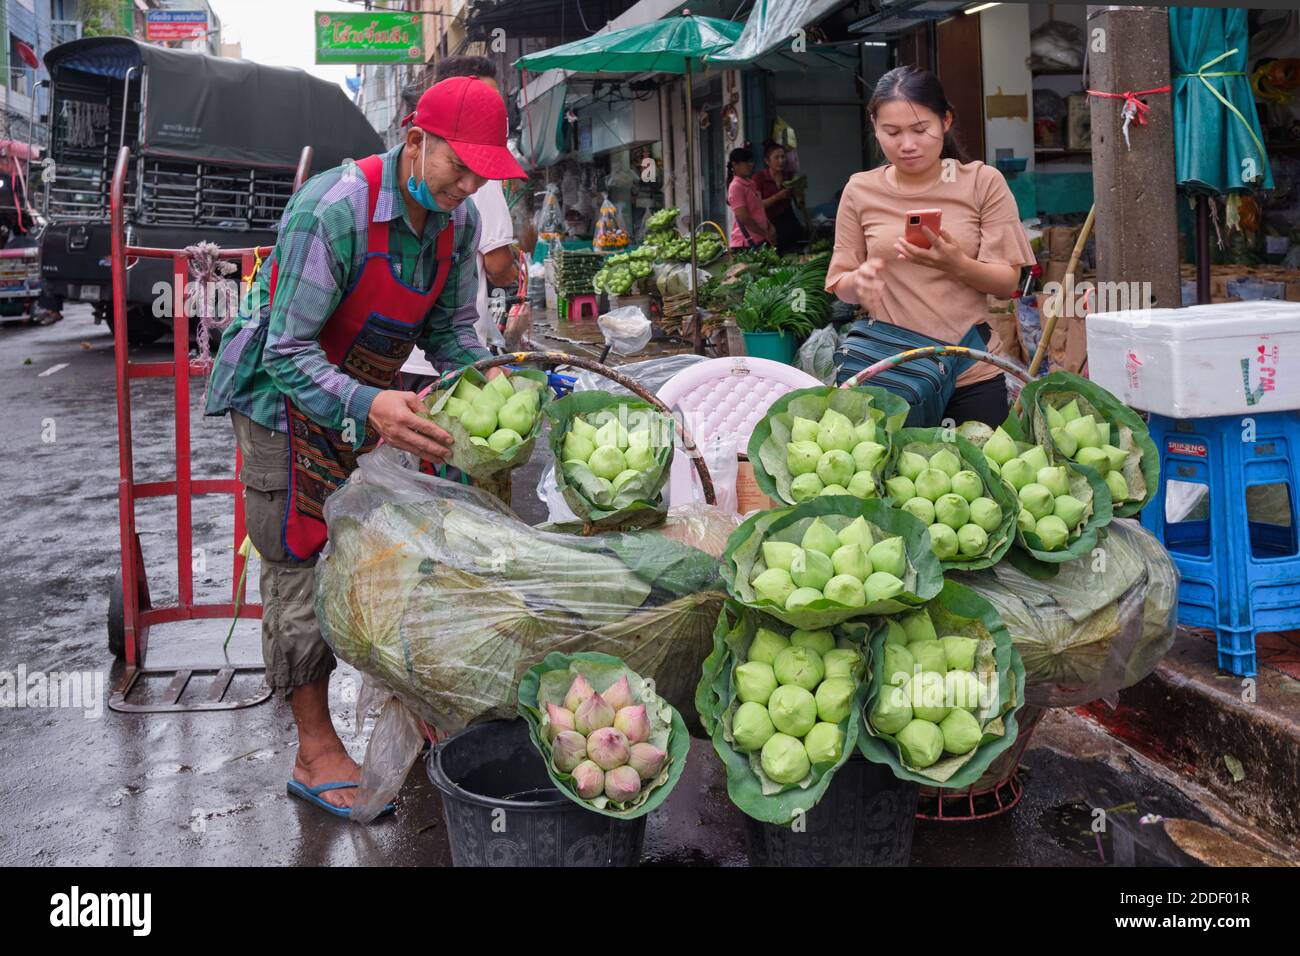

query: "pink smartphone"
(904, 209), (943, 249)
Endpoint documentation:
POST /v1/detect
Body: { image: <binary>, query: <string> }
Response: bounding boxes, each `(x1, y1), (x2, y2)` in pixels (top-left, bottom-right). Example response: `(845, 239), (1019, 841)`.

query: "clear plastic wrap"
(794, 324), (843, 385)
(592, 192), (630, 250)
(597, 305), (653, 355)
(952, 519), (1179, 707)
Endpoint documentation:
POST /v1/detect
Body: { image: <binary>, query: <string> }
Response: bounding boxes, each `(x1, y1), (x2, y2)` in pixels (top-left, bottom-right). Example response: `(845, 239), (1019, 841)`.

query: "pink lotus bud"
(545, 703), (575, 742)
(627, 742), (667, 780)
(603, 765), (642, 803)
(551, 730), (587, 773)
(563, 674), (596, 712)
(601, 676), (634, 711)
(574, 692), (615, 735)
(585, 727), (630, 771)
(613, 704), (650, 744)
(571, 760), (605, 800)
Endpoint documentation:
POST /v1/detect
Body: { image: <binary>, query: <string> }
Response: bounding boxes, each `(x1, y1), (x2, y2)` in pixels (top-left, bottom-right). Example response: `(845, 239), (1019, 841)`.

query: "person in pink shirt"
(726, 147), (774, 249)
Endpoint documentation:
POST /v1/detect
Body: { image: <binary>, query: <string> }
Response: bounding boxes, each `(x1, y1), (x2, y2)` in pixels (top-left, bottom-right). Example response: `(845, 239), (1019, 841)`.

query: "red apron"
(269, 153), (455, 561)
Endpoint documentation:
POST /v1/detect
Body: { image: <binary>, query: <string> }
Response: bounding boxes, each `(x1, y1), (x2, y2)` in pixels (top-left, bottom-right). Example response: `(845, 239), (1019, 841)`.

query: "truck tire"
(105, 305), (167, 345)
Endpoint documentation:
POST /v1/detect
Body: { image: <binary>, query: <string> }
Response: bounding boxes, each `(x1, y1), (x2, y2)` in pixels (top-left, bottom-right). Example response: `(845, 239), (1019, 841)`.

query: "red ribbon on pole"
(1085, 85), (1172, 126)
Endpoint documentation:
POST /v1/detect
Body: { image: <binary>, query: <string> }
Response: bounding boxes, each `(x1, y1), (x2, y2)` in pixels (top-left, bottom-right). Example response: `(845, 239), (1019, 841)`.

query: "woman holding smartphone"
(825, 66), (1035, 426)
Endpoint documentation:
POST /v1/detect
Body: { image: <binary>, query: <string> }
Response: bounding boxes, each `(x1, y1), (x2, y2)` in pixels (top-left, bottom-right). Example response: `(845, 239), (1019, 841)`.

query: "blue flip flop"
(286, 780), (397, 819)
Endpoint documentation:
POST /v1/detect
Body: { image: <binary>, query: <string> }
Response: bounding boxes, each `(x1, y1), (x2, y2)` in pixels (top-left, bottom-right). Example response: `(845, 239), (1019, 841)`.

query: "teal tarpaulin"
(1169, 6), (1273, 194)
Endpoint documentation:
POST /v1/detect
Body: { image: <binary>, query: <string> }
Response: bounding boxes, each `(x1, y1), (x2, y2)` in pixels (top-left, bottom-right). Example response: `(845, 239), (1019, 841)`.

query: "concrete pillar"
(1086, 5), (1181, 311)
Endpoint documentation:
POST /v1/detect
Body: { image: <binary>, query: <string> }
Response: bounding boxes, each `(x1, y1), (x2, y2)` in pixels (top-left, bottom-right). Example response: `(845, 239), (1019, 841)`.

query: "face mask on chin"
(406, 135), (443, 212)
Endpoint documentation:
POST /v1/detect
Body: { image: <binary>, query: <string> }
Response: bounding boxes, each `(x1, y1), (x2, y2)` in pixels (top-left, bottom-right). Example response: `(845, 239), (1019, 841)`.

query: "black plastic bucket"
(427, 719), (646, 867)
(744, 754), (918, 866)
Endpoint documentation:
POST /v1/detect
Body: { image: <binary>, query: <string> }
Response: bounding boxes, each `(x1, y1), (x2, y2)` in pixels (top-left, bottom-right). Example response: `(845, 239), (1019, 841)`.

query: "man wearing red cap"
(205, 77), (526, 818)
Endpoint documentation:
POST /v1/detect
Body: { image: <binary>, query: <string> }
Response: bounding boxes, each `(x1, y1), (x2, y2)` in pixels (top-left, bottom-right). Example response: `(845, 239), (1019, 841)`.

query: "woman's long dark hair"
(867, 66), (968, 163)
(726, 146), (753, 186)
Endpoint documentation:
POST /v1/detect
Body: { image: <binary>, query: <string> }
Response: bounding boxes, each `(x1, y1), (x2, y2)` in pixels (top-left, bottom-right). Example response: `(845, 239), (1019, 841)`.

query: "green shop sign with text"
(315, 10), (424, 65)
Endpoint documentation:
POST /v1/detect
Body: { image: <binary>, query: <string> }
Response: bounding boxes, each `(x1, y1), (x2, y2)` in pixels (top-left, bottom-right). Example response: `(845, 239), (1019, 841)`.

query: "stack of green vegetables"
(554, 250), (605, 297)
(592, 248), (655, 295)
(732, 254), (834, 337)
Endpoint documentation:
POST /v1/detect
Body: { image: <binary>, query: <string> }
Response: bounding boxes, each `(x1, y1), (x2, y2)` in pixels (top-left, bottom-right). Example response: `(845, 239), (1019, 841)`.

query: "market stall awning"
(704, 0), (861, 71)
(517, 76), (568, 169)
(514, 13), (741, 74)
(1170, 6), (1274, 194)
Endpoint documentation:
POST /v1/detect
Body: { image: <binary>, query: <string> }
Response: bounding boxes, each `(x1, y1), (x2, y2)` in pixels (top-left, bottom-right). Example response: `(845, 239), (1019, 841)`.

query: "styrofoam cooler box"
(1086, 300), (1300, 418)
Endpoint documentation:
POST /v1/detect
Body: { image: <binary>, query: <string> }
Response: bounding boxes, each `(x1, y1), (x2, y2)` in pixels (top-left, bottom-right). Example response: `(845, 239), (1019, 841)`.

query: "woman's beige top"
(825, 160), (1035, 386)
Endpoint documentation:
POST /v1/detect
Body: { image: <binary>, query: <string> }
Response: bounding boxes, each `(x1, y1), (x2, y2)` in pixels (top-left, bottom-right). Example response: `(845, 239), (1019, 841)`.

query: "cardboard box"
(987, 309), (1027, 365)
(735, 459), (772, 515)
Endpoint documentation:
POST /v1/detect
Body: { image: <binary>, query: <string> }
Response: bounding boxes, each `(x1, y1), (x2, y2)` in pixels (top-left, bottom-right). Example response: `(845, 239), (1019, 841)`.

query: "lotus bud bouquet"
(421, 367), (552, 478)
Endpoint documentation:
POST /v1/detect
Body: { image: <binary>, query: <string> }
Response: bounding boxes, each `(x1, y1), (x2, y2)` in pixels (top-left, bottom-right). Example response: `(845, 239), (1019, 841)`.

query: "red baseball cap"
(402, 76), (526, 181)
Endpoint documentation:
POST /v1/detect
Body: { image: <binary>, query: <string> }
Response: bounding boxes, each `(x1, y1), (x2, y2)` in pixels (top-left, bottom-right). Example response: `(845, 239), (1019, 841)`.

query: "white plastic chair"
(655, 356), (823, 508)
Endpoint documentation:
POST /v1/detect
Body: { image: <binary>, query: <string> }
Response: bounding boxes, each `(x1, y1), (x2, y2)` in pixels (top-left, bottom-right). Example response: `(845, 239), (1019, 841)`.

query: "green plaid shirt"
(204, 143), (486, 447)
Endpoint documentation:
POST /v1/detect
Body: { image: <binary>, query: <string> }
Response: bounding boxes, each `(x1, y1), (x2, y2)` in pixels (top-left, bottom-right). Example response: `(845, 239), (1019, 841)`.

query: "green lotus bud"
(1037, 466), (1071, 498)
(815, 677), (856, 723)
(852, 441), (887, 473)
(864, 571), (905, 603)
(816, 449), (856, 487)
(786, 440), (823, 477)
(628, 427), (652, 450)
(1059, 399), (1081, 422)
(1035, 514), (1070, 550)
(983, 427), (1018, 466)
(882, 620), (908, 646)
(885, 475), (916, 502)
(804, 722), (844, 765)
(627, 742), (667, 780)
(902, 496), (936, 525)
(1053, 494), (1087, 528)
(1050, 426), (1078, 459)
(1096, 422), (1111, 447)
(901, 610), (938, 644)
(791, 629), (835, 656)
(586, 727), (631, 771)
(940, 636), (978, 672)
(1063, 414), (1100, 451)
(1017, 508), (1036, 534)
(571, 760), (605, 799)
(1075, 446), (1111, 474)
(452, 377), (481, 402)
(470, 437), (491, 448)
(603, 764), (642, 803)
(588, 445), (627, 481)
(551, 730), (588, 773)
(929, 449), (962, 477)
(1101, 444), (1129, 472)
(749, 627), (790, 665)
(1018, 483), (1055, 521)
(545, 703), (576, 742)
(1019, 445), (1050, 473)
(867, 536), (907, 578)
(928, 523), (959, 559)
(485, 372), (515, 401)
(1105, 470), (1130, 502)
(819, 484), (849, 497)
(735, 661), (778, 706)
(612, 468), (641, 491)
(601, 677), (633, 712)
(969, 497), (1003, 533)
(939, 708), (982, 755)
(574, 691), (616, 734)
(487, 428), (523, 452)
(785, 587), (823, 611)
(497, 394), (536, 435)
(751, 567), (796, 607)
(897, 451), (928, 481)
(570, 416), (598, 442)
(838, 516), (875, 550)
(883, 644), (916, 687)
(1000, 458), (1035, 491)
(816, 408), (856, 453)
(909, 640), (948, 676)
(870, 684), (913, 735)
(460, 403), (497, 438)
(790, 416), (819, 444)
(914, 468), (951, 502)
(1045, 404), (1066, 430)
(944, 670), (984, 712)
(824, 574), (866, 607)
(563, 431), (596, 463)
(957, 523), (989, 556)
(905, 671), (950, 722)
(767, 685), (818, 737)
(956, 421), (994, 445)
(790, 473), (824, 501)
(773, 646), (825, 691)
(823, 648), (863, 681)
(896, 718), (944, 768)
(854, 419), (878, 445)
(733, 701), (776, 752)
(987, 458), (1001, 477)
(800, 518), (841, 556)
(443, 395), (469, 419)
(847, 471), (878, 499)
(595, 419), (629, 450)
(791, 548), (834, 593)
(950, 470), (983, 502)
(614, 704), (650, 744)
(762, 541), (800, 572)
(625, 443), (657, 472)
(474, 387), (507, 415)
(563, 674), (596, 712)
(760, 732), (811, 784)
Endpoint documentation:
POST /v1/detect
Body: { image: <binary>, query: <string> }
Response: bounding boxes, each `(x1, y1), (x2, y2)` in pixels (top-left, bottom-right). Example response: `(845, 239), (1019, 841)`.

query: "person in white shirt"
(401, 56), (520, 394)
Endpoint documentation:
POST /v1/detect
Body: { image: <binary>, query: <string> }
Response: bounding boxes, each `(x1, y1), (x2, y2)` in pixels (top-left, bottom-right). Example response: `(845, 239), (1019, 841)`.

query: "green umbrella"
(516, 14), (745, 353)
(1169, 7), (1274, 303)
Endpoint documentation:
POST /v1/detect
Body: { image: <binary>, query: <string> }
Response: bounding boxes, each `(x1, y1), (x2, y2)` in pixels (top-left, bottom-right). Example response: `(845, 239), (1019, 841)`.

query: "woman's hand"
(894, 227), (967, 275)
(852, 257), (888, 315)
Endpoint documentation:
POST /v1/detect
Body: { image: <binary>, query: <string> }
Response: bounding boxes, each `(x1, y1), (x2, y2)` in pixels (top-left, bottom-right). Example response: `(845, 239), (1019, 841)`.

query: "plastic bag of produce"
(722, 497), (944, 629)
(857, 581), (1027, 786)
(592, 192), (630, 250)
(534, 183), (564, 240)
(748, 384), (909, 506)
(952, 518), (1178, 707)
(315, 445), (726, 736)
(419, 367), (551, 480)
(795, 324), (843, 385)
(597, 305), (652, 356)
(695, 601), (871, 824)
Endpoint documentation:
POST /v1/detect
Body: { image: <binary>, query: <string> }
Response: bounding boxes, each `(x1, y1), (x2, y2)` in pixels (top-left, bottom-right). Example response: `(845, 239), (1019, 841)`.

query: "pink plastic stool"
(568, 294), (599, 321)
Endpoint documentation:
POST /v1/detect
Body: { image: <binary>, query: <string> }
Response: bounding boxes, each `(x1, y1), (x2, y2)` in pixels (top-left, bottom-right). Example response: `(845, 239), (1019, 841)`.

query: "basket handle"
(839, 346), (1033, 389)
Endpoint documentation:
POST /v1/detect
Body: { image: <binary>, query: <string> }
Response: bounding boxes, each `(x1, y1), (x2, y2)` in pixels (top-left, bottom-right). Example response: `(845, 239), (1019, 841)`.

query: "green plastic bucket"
(742, 331), (797, 364)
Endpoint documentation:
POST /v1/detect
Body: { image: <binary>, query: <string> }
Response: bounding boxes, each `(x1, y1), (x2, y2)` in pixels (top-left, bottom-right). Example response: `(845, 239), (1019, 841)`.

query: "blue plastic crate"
(1141, 411), (1300, 677)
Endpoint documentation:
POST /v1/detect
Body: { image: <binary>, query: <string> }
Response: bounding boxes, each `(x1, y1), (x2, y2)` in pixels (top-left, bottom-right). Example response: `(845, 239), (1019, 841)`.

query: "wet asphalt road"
(0, 306), (1260, 867)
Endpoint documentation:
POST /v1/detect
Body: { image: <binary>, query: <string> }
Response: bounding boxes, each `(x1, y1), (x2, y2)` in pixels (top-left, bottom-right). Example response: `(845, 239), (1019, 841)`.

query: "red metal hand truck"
(106, 144), (313, 713)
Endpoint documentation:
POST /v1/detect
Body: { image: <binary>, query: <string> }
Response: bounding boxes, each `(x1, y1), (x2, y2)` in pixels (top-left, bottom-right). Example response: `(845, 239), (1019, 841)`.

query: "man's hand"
(853, 257), (888, 315)
(368, 390), (453, 464)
